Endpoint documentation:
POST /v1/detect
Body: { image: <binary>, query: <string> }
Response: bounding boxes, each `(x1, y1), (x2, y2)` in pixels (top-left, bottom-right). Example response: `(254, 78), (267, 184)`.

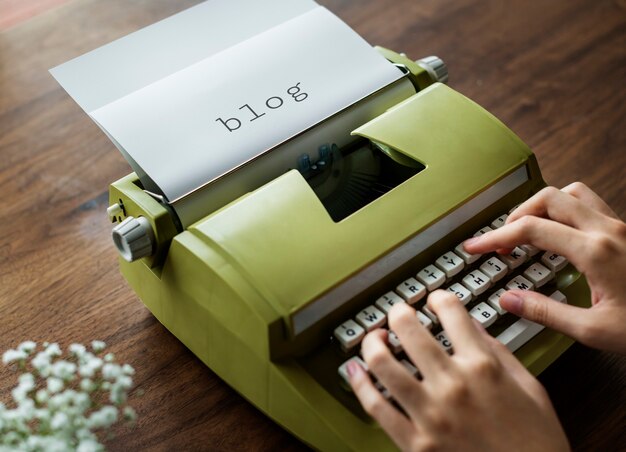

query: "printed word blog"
(216, 82), (308, 132)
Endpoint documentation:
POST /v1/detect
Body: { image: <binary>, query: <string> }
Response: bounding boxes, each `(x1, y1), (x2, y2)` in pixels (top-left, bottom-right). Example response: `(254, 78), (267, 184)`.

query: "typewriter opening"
(298, 138), (424, 222)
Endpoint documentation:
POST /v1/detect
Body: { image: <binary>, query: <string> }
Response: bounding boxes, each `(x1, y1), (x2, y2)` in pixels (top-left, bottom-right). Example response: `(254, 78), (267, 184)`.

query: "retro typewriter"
(51, 2), (590, 450)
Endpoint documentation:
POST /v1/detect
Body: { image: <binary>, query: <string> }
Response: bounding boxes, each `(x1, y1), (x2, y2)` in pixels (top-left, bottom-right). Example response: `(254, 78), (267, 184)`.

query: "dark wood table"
(1, 0), (624, 450)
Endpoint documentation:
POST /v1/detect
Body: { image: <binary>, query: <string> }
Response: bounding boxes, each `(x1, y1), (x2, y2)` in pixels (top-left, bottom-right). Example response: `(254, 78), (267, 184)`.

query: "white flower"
(17, 341), (37, 354)
(91, 341), (106, 353)
(77, 438), (103, 452)
(2, 349), (27, 364)
(101, 363), (122, 380)
(44, 343), (62, 357)
(35, 389), (49, 404)
(122, 363), (135, 376)
(79, 357), (103, 378)
(123, 406), (137, 422)
(80, 378), (96, 392)
(69, 343), (87, 357)
(50, 360), (77, 381)
(87, 405), (118, 429)
(47, 377), (64, 393)
(31, 351), (52, 376)
(50, 411), (69, 430)
(2, 340), (137, 449)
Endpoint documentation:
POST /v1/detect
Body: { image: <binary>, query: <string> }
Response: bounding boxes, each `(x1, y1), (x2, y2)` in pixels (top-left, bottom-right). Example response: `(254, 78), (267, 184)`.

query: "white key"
(421, 306), (439, 325)
(550, 290), (567, 304)
(520, 244), (541, 257)
(355, 306), (386, 331)
(509, 203), (521, 214)
(490, 214), (508, 229)
(395, 278), (426, 305)
(435, 252), (465, 278)
(416, 265), (446, 291)
(505, 275), (534, 291)
(541, 252), (568, 272)
(500, 247), (528, 270)
(416, 310), (433, 330)
(387, 330), (403, 354)
(469, 302), (498, 328)
(461, 270), (491, 296)
(446, 283), (472, 305)
(375, 291), (406, 313)
(487, 289), (508, 315)
(480, 257), (508, 283)
(496, 317), (542, 352)
(523, 262), (553, 288)
(496, 290), (568, 352)
(454, 242), (481, 264)
(474, 226), (493, 237)
(338, 356), (368, 386)
(334, 320), (365, 350)
(400, 359), (419, 377)
(435, 331), (453, 353)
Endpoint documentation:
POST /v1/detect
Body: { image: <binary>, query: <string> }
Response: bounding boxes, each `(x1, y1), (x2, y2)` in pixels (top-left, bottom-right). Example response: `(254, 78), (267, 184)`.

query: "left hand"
(347, 290), (570, 452)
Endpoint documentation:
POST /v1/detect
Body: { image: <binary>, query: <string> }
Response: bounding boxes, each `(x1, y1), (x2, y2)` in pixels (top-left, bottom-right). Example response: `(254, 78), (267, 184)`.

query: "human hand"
(347, 291), (569, 452)
(463, 182), (626, 354)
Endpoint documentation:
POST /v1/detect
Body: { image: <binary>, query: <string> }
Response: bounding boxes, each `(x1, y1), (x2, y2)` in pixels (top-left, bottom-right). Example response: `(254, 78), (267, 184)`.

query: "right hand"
(463, 182), (626, 354)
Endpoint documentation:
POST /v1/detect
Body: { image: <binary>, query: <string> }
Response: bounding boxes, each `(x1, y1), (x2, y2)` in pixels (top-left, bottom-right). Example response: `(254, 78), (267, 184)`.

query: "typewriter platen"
(104, 49), (590, 450)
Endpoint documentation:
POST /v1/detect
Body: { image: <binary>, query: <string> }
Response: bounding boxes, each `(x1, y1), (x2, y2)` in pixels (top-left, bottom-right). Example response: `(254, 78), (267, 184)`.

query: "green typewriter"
(50, 1), (590, 450)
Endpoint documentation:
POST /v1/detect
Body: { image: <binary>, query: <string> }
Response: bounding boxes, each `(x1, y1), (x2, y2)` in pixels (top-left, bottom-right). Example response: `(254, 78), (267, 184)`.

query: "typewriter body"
(105, 48), (590, 451)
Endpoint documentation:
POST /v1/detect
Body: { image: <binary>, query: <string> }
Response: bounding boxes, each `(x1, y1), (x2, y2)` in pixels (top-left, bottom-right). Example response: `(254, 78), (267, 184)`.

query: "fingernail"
(346, 361), (358, 378)
(464, 237), (480, 247)
(500, 292), (523, 315)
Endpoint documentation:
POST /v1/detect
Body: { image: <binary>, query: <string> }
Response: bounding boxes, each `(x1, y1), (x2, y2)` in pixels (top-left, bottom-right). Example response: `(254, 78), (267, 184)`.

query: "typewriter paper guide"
(50, 0), (404, 204)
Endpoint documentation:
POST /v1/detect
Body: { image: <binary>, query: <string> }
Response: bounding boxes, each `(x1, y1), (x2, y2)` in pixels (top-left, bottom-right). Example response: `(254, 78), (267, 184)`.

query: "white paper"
(51, 0), (404, 203)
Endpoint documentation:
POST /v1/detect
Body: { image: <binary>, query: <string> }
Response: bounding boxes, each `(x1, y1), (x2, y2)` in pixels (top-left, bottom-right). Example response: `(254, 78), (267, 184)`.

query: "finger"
(499, 290), (595, 341)
(472, 320), (549, 406)
(562, 182), (620, 219)
(463, 216), (587, 268)
(388, 303), (450, 379)
(427, 290), (490, 355)
(361, 330), (426, 419)
(347, 359), (417, 450)
(506, 186), (608, 231)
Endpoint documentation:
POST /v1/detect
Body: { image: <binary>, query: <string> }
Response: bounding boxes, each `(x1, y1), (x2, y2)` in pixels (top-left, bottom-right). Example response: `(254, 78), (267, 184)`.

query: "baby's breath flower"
(17, 341), (37, 354)
(79, 356), (103, 378)
(87, 405), (118, 429)
(2, 341), (136, 449)
(69, 343), (87, 357)
(80, 378), (96, 392)
(102, 363), (122, 380)
(44, 343), (62, 357)
(122, 363), (135, 376)
(47, 377), (64, 393)
(77, 438), (103, 452)
(35, 388), (49, 404)
(123, 406), (136, 422)
(31, 351), (52, 376)
(91, 341), (106, 353)
(2, 349), (27, 364)
(50, 360), (77, 381)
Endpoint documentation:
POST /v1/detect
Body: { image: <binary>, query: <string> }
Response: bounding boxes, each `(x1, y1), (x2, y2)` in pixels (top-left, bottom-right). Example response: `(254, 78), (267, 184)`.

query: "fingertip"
(499, 291), (524, 315)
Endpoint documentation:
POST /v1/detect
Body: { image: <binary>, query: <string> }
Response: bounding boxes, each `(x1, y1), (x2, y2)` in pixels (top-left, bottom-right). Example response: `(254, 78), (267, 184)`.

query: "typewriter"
(51, 2), (590, 450)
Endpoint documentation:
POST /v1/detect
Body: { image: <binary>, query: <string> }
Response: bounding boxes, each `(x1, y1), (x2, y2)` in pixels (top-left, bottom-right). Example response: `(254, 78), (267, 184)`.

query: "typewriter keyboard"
(334, 209), (570, 393)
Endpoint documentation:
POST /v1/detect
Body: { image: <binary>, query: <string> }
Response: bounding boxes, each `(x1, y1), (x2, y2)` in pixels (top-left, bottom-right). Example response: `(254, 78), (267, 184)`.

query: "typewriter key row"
(335, 209), (570, 391)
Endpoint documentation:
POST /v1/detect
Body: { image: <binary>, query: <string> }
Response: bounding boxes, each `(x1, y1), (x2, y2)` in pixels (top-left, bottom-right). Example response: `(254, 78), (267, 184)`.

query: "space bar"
(496, 318), (544, 352)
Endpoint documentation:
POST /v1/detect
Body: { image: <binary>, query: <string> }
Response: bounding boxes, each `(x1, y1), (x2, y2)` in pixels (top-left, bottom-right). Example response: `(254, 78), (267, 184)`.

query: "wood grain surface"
(1, 0), (625, 450)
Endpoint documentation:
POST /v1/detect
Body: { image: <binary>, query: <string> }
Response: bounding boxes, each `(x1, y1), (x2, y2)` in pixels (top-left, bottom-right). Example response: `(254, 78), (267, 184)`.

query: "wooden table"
(1, 0), (624, 450)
